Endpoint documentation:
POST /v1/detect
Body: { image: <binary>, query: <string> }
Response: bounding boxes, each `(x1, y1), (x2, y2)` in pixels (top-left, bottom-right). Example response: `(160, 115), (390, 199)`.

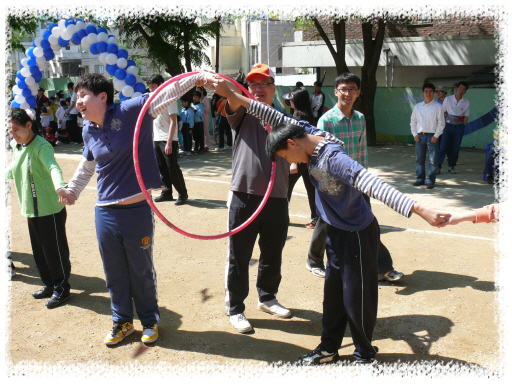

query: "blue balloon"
(97, 27), (108, 34)
(28, 98), (37, 109)
(48, 23), (57, 32)
(107, 43), (118, 54)
(106, 64), (119, 76)
(33, 72), (43, 83)
(77, 29), (87, 39)
(65, 19), (75, 27)
(114, 68), (127, 80)
(97, 41), (108, 53)
(11, 100), (21, 108)
(85, 25), (97, 35)
(76, 18), (84, 22)
(58, 37), (70, 48)
(40, 39), (51, 50)
(126, 60), (136, 68)
(27, 47), (36, 58)
(43, 30), (52, 40)
(124, 74), (136, 86)
(16, 71), (24, 80)
(117, 49), (128, 59)
(27, 57), (38, 67)
(18, 79), (28, 89)
(29, 66), (41, 76)
(133, 82), (146, 93)
(43, 50), (55, 61)
(71, 33), (82, 45)
(90, 43), (100, 55)
(118, 92), (124, 99)
(26, 95), (36, 105)
(22, 88), (32, 98)
(108, 34), (114, 38)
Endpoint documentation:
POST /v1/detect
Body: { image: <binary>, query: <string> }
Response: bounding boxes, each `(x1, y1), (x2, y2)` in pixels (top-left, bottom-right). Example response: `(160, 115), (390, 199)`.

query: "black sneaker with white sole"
(296, 346), (339, 365)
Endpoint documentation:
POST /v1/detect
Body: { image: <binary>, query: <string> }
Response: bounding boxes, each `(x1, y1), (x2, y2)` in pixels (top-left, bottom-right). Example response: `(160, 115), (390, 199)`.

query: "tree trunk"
(312, 18), (349, 76)
(356, 19), (386, 146)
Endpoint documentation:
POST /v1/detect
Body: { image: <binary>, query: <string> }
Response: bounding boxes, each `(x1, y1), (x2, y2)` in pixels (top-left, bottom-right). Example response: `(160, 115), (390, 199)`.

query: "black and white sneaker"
(296, 346), (339, 365)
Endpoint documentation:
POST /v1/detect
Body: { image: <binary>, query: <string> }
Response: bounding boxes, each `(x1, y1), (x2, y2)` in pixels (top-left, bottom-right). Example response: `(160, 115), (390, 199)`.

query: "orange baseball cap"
(245, 63), (275, 82)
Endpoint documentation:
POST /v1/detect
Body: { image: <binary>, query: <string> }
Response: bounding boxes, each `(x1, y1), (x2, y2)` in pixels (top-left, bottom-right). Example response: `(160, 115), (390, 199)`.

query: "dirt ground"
(4, 143), (503, 378)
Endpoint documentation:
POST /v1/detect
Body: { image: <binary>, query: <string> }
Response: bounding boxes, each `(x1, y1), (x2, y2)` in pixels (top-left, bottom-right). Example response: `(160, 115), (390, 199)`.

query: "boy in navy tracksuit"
(209, 78), (449, 364)
(190, 91), (205, 153)
(180, 95), (195, 156)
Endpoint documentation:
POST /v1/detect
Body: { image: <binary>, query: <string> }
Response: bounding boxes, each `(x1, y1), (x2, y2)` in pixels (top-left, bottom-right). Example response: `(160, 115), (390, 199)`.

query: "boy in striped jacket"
(209, 77), (449, 365)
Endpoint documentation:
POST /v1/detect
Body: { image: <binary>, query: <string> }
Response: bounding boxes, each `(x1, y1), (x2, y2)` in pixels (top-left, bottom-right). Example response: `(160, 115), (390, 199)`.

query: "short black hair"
(334, 72), (360, 89)
(74, 74), (114, 105)
(265, 122), (307, 162)
(60, 100), (67, 107)
(296, 81), (304, 87)
(67, 82), (74, 90)
(422, 82), (436, 92)
(9, 108), (38, 134)
(180, 95), (190, 103)
(193, 91), (202, 98)
(66, 97), (71, 102)
(50, 96), (56, 101)
(313, 81), (322, 87)
(38, 87), (45, 92)
(147, 74), (165, 86)
(456, 81), (469, 90)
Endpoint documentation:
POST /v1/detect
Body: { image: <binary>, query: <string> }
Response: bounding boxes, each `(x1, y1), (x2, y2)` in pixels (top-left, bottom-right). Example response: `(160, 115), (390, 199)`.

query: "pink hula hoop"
(133, 72), (276, 240)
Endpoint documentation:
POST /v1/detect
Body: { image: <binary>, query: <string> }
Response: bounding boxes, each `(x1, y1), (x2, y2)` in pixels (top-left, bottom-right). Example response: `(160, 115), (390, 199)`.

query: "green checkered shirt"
(317, 105), (368, 170)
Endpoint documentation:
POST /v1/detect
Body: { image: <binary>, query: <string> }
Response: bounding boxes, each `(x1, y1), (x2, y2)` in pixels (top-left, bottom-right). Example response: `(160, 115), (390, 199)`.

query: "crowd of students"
(6, 66), (499, 365)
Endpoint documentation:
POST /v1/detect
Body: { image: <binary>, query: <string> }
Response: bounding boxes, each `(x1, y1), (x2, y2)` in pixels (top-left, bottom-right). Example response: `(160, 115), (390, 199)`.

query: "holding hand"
(437, 211), (477, 227)
(57, 188), (77, 205)
(411, 202), (451, 226)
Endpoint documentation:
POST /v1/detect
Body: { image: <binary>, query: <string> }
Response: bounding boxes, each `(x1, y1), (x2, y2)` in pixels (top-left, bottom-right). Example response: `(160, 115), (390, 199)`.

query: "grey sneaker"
(378, 270), (404, 282)
(448, 167), (457, 174)
(306, 263), (326, 278)
(229, 313), (253, 333)
(257, 298), (291, 318)
(296, 346), (339, 365)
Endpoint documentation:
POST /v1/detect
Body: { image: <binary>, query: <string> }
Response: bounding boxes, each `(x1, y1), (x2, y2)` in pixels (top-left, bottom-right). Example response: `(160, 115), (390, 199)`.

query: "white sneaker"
(215, 147), (226, 151)
(229, 313), (253, 333)
(257, 298), (291, 318)
(226, 146), (232, 150)
(306, 263), (326, 278)
(141, 324), (158, 344)
(55, 141), (62, 146)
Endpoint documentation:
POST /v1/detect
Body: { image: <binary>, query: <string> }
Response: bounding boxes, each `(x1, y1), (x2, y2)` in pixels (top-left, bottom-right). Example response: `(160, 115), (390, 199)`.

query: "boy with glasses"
(308, 73), (404, 283)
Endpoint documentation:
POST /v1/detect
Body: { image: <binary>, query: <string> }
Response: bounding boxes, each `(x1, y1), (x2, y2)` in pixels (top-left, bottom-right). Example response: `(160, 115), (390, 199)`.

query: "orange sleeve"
(472, 204), (498, 223)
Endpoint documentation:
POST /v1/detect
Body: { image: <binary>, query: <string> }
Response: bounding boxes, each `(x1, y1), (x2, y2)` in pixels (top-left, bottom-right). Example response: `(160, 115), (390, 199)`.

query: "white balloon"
(61, 29), (72, 41)
(21, 67), (31, 77)
(81, 37), (91, 50)
(116, 58), (127, 69)
(29, 82), (39, 91)
(36, 56), (46, 65)
(114, 79), (126, 92)
(21, 58), (29, 68)
(126, 66), (139, 76)
(12, 85), (21, 94)
(66, 24), (78, 35)
(106, 53), (118, 65)
(98, 52), (108, 64)
(76, 21), (86, 30)
(97, 32), (108, 42)
(37, 61), (48, 70)
(135, 76), (143, 84)
(48, 35), (58, 45)
(15, 94), (26, 104)
(20, 102), (30, 109)
(25, 76), (35, 86)
(51, 44), (61, 51)
(33, 47), (44, 57)
(58, 19), (66, 29)
(87, 33), (98, 45)
(131, 92), (142, 99)
(51, 27), (61, 37)
(34, 37), (43, 47)
(122, 85), (134, 97)
(107, 36), (119, 45)
(117, 45), (125, 51)
(31, 88), (38, 96)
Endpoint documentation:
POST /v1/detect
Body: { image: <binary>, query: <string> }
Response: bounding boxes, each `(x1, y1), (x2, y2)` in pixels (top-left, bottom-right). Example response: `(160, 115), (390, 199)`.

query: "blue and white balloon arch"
(11, 17), (146, 110)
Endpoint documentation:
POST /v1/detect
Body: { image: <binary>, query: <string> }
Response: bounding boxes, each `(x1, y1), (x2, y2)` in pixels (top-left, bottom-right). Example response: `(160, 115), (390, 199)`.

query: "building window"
(251, 45), (258, 67)
(61, 60), (81, 77)
(94, 65), (104, 74)
(275, 67), (282, 74)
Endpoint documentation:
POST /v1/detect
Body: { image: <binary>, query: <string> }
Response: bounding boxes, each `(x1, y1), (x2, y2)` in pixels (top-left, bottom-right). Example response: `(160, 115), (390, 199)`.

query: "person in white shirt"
(147, 74), (188, 205)
(411, 83), (445, 189)
(310, 81), (325, 126)
(437, 81), (470, 174)
(56, 100), (67, 129)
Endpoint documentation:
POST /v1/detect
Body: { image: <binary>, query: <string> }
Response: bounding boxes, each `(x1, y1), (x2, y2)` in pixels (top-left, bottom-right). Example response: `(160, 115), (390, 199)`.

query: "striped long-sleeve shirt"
(247, 99), (415, 230)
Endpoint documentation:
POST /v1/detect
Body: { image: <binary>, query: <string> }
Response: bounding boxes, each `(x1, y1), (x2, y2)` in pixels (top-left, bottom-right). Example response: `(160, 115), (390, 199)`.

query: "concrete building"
(282, 17), (498, 88)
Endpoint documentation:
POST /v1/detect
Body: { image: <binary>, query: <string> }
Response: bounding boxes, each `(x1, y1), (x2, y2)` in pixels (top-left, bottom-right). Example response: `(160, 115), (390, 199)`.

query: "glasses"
(336, 88), (359, 95)
(248, 82), (273, 89)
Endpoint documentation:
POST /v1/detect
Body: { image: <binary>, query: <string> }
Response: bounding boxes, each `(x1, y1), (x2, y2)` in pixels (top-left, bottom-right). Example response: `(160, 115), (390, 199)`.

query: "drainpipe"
(266, 15), (270, 66)
(391, 55), (397, 87)
(383, 48), (390, 87)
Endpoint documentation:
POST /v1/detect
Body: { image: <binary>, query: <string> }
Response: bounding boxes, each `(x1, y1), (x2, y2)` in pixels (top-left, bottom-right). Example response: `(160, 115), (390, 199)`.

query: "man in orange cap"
(218, 64), (292, 333)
